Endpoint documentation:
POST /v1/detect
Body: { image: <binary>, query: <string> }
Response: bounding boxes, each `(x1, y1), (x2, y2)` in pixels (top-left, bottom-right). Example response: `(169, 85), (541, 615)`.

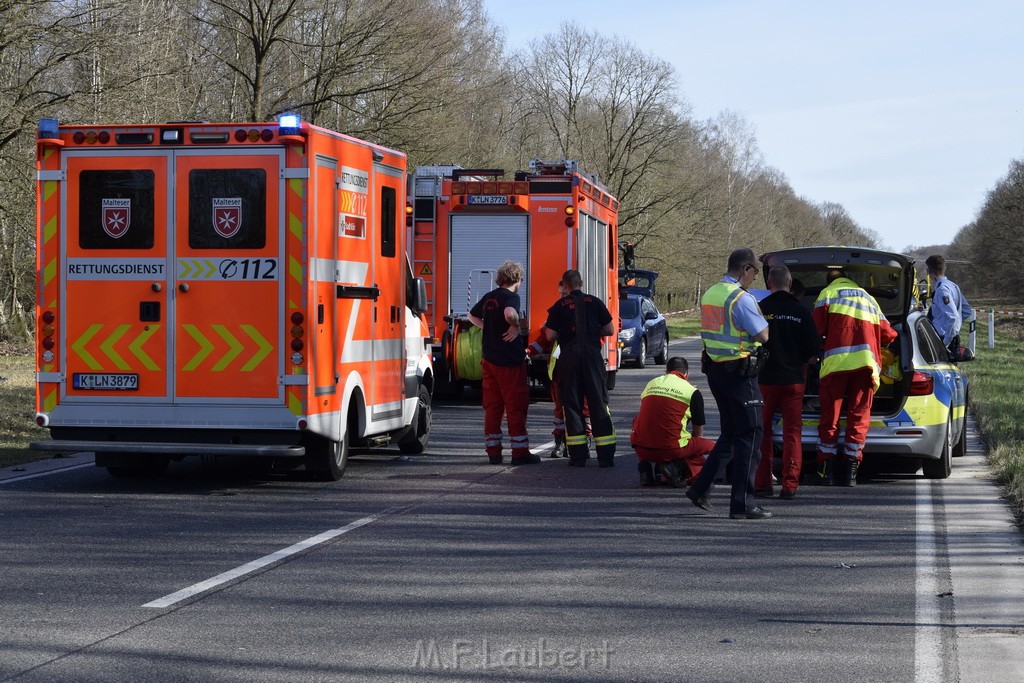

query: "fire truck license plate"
(467, 195), (508, 205)
(72, 373), (139, 390)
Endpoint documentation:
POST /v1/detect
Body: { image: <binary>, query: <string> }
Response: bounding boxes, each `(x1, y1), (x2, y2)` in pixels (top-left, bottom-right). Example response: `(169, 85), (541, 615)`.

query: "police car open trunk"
(760, 247), (915, 417)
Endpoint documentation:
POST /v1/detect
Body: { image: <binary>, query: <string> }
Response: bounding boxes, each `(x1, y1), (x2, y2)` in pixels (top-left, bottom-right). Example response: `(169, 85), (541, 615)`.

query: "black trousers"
(689, 359), (764, 515)
(557, 345), (615, 463)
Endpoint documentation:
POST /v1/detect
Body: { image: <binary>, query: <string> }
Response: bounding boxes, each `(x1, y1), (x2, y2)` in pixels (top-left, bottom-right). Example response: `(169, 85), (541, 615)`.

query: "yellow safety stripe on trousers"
(566, 434), (589, 446)
(594, 434), (617, 446)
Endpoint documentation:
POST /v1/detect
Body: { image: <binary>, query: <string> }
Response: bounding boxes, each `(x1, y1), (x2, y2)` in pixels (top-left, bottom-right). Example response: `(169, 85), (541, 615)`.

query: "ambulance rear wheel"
(398, 385), (432, 454)
(323, 430), (350, 481)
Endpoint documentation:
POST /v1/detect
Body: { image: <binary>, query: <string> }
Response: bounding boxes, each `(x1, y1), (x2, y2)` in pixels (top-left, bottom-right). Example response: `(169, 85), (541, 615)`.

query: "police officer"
(684, 248), (771, 519)
(544, 270), (616, 467)
(925, 255), (973, 359)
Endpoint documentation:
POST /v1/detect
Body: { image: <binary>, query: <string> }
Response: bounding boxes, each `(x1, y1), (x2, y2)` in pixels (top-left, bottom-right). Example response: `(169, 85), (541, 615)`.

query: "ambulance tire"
(323, 428), (351, 481)
(398, 385), (432, 454)
(104, 454), (169, 478)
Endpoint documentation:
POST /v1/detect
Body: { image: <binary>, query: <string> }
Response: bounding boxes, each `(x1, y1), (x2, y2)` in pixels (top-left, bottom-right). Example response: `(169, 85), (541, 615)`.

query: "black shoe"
(639, 471), (656, 487)
(684, 488), (713, 512)
(488, 455), (503, 465)
(730, 506), (773, 520)
(660, 461), (687, 488)
(780, 489), (797, 500)
(510, 453), (541, 465)
(753, 486), (775, 498)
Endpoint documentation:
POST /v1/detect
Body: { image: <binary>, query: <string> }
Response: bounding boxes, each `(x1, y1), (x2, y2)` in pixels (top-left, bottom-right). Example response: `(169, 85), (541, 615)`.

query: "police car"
(759, 246), (972, 479)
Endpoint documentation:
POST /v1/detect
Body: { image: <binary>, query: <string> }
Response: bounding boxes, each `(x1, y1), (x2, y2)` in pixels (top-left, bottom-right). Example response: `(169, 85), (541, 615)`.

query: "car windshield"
(620, 299), (640, 318)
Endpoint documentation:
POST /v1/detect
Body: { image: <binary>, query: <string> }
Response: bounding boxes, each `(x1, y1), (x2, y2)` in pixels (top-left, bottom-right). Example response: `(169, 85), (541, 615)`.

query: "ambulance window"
(188, 169), (266, 249)
(381, 186), (396, 258)
(78, 170), (155, 249)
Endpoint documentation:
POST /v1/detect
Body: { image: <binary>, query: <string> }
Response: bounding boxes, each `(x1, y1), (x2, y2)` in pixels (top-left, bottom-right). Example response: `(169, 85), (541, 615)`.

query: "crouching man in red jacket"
(631, 357), (716, 487)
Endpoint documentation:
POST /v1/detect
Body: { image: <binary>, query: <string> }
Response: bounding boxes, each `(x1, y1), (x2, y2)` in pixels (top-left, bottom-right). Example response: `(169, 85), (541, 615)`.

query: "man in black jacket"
(753, 265), (820, 499)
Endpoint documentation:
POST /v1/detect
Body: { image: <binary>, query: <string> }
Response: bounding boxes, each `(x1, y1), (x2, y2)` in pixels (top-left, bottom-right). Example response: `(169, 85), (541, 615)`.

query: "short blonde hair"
(496, 260), (524, 287)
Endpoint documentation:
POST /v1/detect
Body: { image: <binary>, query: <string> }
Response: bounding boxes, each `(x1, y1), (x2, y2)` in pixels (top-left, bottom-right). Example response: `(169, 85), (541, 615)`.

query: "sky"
(481, 0), (1024, 252)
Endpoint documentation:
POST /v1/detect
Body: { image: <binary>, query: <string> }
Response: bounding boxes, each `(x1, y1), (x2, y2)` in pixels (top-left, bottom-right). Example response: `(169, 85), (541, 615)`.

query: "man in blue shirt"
(925, 255), (973, 358)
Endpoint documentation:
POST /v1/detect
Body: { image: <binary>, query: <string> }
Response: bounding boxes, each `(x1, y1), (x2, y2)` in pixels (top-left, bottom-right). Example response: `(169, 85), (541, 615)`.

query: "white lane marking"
(532, 440), (555, 455)
(143, 505), (404, 609)
(0, 463), (94, 484)
(915, 479), (944, 683)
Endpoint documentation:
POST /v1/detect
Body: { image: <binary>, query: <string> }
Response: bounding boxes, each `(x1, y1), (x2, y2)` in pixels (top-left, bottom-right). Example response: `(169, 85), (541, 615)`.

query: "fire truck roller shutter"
(577, 213), (609, 303)
(448, 215), (529, 317)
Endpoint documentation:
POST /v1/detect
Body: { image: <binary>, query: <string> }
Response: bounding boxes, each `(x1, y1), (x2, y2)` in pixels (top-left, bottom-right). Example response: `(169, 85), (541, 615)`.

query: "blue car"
(618, 294), (668, 368)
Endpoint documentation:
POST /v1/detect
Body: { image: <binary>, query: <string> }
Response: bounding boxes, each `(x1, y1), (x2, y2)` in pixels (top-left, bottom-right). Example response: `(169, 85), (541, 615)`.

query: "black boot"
(549, 434), (566, 458)
(638, 461), (656, 487)
(841, 458), (859, 487)
(833, 456), (849, 487)
(812, 459), (834, 486)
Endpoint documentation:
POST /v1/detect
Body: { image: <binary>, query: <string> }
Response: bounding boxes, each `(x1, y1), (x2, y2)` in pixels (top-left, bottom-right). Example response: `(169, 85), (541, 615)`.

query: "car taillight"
(909, 371), (933, 396)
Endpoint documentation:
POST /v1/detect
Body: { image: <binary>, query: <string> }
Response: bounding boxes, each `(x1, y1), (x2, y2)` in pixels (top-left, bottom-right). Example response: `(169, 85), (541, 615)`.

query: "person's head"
(925, 255), (946, 278)
(826, 268), (846, 284)
(557, 280), (568, 297)
(790, 278), (805, 298)
(560, 269), (583, 291)
(767, 265), (792, 293)
(726, 247), (759, 288)
(666, 356), (688, 377)
(496, 260), (524, 290)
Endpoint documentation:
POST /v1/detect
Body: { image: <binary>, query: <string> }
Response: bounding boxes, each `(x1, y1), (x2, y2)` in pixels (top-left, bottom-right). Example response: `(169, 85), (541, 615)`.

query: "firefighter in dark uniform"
(544, 269), (616, 467)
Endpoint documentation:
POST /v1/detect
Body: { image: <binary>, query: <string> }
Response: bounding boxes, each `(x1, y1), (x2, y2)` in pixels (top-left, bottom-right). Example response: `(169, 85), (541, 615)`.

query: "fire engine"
(31, 116), (433, 479)
(407, 159), (620, 395)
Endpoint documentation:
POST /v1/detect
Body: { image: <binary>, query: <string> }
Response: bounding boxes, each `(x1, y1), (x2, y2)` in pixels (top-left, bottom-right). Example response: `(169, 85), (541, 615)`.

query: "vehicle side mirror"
(644, 311), (657, 321)
(413, 277), (428, 315)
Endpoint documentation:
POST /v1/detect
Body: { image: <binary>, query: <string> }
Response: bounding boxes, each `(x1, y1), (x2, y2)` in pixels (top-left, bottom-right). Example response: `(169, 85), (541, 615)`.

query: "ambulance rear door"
(172, 149), (284, 404)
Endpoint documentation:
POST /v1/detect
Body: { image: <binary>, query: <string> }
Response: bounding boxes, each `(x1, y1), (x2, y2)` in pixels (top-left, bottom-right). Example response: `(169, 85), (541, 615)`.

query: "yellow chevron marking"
(211, 324), (244, 371)
(289, 255), (302, 284)
(99, 324), (132, 370)
(43, 178), (58, 201)
(289, 211), (303, 241)
(203, 260), (217, 278)
(71, 324), (103, 370)
(128, 325), (161, 371)
(240, 324), (273, 371)
(43, 388), (57, 413)
(44, 214), (57, 244)
(287, 391), (303, 416)
(44, 257), (57, 287)
(182, 324), (214, 371)
(179, 260), (193, 278)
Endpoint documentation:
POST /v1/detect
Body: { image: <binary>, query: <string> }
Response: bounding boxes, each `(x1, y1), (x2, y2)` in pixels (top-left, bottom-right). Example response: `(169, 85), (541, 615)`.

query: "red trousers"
(817, 368), (874, 464)
(634, 437), (715, 480)
(755, 383), (805, 493)
(482, 359), (530, 457)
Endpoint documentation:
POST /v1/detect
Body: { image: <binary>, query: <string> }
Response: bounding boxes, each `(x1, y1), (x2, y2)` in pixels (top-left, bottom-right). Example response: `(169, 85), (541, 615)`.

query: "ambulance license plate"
(72, 373), (139, 390)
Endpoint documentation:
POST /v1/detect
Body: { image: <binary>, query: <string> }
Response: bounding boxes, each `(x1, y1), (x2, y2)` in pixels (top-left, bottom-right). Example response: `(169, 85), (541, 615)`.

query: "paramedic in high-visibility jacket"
(685, 248), (772, 520)
(631, 357), (715, 487)
(812, 267), (897, 487)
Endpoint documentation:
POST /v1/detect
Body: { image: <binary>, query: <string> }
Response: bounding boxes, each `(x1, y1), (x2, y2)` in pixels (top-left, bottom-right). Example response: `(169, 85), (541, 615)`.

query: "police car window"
(188, 169), (266, 249)
(916, 318), (945, 364)
(78, 170), (155, 249)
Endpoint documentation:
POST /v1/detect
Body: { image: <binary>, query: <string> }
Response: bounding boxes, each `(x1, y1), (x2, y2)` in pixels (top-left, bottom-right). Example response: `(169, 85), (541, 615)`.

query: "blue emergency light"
(38, 118), (60, 139)
(278, 114), (301, 136)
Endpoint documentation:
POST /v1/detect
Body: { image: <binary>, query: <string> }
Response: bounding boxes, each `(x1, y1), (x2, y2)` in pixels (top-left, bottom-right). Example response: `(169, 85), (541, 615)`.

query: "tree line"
(1, 0), (888, 341)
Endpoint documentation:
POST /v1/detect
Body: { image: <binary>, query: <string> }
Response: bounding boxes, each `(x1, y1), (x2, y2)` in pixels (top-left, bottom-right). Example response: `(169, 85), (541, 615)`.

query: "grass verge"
(0, 355), (49, 468)
(959, 316), (1024, 525)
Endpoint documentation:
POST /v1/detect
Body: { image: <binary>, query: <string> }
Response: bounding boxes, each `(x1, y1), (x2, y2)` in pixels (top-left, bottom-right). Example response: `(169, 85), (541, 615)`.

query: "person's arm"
(959, 286), (973, 323)
(467, 312), (484, 329)
(753, 326), (769, 344)
(502, 306), (520, 342)
(689, 391), (706, 437)
(599, 320), (615, 336)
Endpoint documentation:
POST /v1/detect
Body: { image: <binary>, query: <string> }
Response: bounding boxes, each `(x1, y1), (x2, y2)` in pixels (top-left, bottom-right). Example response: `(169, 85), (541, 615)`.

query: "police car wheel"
(922, 414), (953, 479)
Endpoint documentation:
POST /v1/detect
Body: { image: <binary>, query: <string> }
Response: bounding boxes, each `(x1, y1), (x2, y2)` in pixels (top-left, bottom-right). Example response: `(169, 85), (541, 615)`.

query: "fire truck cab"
(31, 116), (433, 479)
(408, 159), (621, 395)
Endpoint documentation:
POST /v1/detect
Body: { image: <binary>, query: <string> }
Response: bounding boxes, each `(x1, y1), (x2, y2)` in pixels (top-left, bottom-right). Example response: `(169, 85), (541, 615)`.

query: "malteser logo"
(102, 198), (131, 239)
(212, 198), (242, 238)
